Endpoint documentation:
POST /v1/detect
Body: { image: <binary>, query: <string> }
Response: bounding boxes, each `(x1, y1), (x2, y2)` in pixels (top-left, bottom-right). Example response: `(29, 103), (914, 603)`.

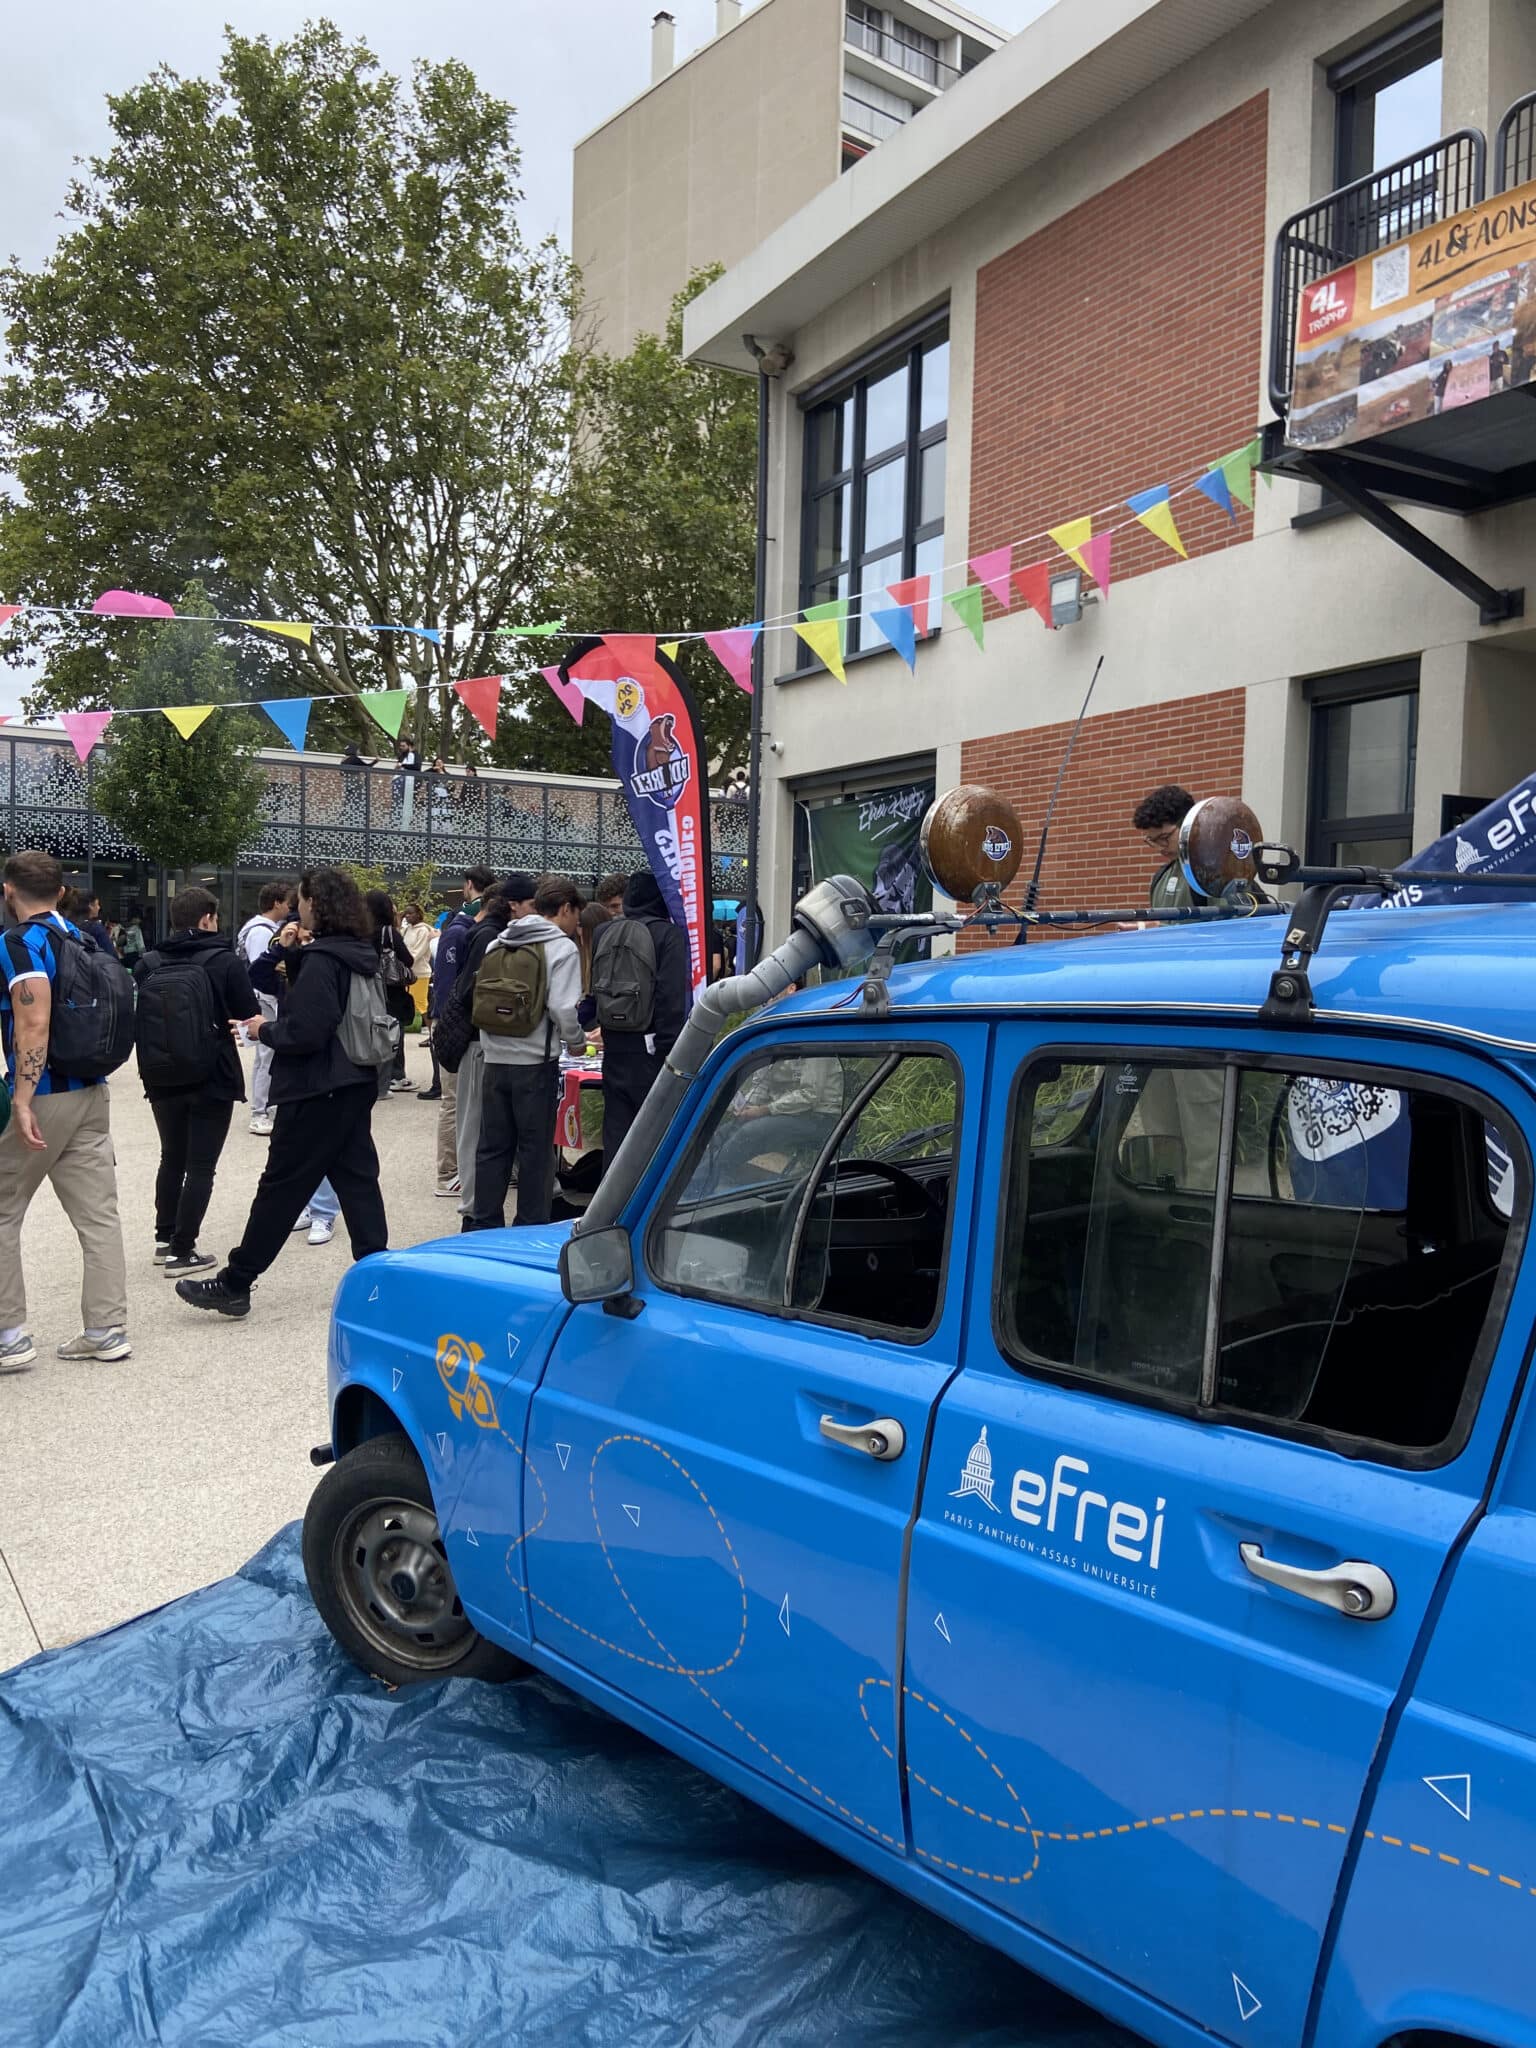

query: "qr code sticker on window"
(1372, 245), (1410, 309)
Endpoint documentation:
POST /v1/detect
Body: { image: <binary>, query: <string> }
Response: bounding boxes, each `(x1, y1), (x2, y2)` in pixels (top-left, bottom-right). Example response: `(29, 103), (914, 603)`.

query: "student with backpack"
(589, 867), (690, 1172)
(365, 888), (417, 1094)
(0, 849), (136, 1368)
(466, 876), (586, 1230)
(236, 881), (295, 1135)
(175, 866), (391, 1319)
(135, 886), (259, 1279)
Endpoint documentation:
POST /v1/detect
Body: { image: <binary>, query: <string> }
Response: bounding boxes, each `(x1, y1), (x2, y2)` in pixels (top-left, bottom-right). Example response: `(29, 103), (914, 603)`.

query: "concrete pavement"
(0, 1036), (455, 1673)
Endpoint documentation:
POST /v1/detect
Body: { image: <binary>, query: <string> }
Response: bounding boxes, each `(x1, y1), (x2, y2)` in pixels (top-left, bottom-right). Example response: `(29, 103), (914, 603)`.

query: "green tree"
(503, 271), (758, 777)
(0, 21), (578, 754)
(91, 589), (267, 868)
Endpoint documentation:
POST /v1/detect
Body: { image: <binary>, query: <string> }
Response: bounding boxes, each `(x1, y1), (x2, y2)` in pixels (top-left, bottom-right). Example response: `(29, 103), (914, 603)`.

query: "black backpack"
(31, 920), (137, 1081)
(591, 917), (658, 1033)
(135, 950), (226, 1089)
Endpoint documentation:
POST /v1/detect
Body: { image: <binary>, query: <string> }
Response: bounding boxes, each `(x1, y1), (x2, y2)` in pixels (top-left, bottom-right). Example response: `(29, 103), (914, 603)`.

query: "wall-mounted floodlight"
(1050, 570), (1083, 627)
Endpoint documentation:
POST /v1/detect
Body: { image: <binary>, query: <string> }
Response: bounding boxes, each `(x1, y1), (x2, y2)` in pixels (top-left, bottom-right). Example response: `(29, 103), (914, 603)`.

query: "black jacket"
(600, 870), (690, 1057)
(134, 929), (257, 1103)
(256, 934), (381, 1103)
(376, 924), (416, 1024)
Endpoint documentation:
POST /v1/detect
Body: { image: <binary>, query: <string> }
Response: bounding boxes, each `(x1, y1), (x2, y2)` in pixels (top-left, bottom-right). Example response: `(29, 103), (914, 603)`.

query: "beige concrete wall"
(573, 0), (843, 355)
(745, 0), (1536, 938)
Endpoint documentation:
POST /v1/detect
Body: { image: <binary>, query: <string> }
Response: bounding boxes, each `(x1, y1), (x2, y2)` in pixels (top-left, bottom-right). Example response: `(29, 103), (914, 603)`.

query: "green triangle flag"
(1219, 440), (1259, 510)
(359, 688), (411, 739)
(802, 596), (849, 655)
(947, 584), (985, 649)
(497, 620), (565, 638)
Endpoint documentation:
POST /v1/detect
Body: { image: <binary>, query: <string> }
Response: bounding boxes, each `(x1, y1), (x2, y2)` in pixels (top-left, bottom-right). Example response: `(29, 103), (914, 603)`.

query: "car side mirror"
(560, 1226), (637, 1308)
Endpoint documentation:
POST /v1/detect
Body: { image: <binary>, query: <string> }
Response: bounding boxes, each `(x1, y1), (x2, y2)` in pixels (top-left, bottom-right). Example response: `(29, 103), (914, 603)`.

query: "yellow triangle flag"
(162, 705), (216, 741)
(244, 619), (313, 646)
(794, 618), (847, 683)
(1135, 498), (1188, 558)
(661, 641), (680, 661)
(1048, 517), (1094, 575)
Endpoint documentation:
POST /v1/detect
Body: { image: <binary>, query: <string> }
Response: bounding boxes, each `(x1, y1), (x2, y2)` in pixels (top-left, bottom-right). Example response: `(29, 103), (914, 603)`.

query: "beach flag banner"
(1126, 485), (1188, 558)
(968, 546), (1013, 609)
(246, 619), (312, 646)
(868, 604), (917, 671)
(541, 664), (585, 725)
(359, 688), (411, 739)
(161, 705), (216, 741)
(1080, 532), (1113, 597)
(61, 710), (112, 762)
(91, 589), (175, 618)
(260, 698), (313, 752)
(1194, 465), (1236, 519)
(947, 584), (986, 648)
(453, 675), (503, 741)
(703, 626), (759, 695)
(1012, 561), (1055, 628)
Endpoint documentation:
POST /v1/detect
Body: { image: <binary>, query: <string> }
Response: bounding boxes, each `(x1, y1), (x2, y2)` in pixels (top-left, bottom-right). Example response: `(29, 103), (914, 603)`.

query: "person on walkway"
(426, 866), (496, 1184)
(591, 868), (690, 1171)
(237, 881), (295, 1136)
(366, 888), (417, 1094)
(595, 873), (628, 919)
(118, 914), (146, 967)
(175, 867), (388, 1319)
(0, 849), (131, 1367)
(451, 885), (525, 1222)
(468, 877), (585, 1230)
(78, 894), (118, 958)
(292, 1176), (340, 1247)
(1132, 784), (1201, 910)
(135, 886), (259, 1279)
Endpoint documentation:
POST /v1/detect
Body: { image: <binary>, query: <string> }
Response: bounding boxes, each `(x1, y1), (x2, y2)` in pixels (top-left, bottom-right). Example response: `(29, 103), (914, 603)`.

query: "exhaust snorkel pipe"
(574, 875), (876, 1237)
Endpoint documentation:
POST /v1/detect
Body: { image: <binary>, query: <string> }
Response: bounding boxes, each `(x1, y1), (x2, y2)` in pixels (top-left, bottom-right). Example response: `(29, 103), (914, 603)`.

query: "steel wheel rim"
(333, 1494), (476, 1672)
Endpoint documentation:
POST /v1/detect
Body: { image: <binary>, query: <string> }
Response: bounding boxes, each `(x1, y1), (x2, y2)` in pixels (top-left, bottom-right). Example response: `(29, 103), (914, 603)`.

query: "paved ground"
(0, 1036), (454, 1674)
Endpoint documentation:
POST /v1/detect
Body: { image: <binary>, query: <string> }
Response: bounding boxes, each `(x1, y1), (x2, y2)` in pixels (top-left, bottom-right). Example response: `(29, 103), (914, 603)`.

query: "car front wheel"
(302, 1431), (523, 1686)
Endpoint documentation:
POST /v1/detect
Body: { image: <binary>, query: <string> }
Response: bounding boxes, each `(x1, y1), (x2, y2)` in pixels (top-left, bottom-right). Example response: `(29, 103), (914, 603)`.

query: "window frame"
(644, 1033), (963, 1346)
(797, 318), (948, 666)
(1306, 662), (1420, 867)
(992, 1042), (1528, 1472)
(1329, 7), (1444, 188)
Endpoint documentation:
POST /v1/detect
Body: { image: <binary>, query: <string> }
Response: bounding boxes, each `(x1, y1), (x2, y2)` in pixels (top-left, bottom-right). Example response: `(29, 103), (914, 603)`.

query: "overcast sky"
(0, 0), (1055, 714)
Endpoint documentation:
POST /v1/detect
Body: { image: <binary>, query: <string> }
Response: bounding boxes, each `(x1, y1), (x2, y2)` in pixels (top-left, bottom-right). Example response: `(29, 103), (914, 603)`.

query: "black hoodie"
(256, 933), (382, 1104)
(134, 929), (257, 1103)
(601, 869), (690, 1056)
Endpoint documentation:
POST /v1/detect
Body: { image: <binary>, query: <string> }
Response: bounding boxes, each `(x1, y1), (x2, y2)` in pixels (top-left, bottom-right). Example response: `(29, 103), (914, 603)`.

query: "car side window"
(651, 1045), (958, 1337)
(999, 1053), (1521, 1462)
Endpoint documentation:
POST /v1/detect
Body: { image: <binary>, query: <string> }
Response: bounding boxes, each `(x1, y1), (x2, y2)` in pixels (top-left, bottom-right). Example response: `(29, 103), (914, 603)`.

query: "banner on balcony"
(1287, 175), (1536, 452)
(557, 635), (713, 1006)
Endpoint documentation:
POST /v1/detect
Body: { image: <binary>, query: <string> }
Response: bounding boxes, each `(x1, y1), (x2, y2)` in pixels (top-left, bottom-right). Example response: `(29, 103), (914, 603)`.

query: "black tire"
(302, 1431), (524, 1687)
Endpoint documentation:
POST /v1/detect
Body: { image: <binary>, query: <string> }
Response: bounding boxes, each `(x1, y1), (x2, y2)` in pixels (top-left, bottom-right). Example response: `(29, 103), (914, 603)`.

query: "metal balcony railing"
(1269, 129), (1486, 414)
(1495, 89), (1536, 193)
(844, 13), (961, 90)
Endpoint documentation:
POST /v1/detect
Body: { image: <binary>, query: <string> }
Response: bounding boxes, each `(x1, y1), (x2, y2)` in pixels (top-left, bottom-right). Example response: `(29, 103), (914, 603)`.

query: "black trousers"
(151, 1095), (234, 1257)
(601, 1040), (664, 1174)
(471, 1060), (558, 1228)
(226, 1082), (387, 1290)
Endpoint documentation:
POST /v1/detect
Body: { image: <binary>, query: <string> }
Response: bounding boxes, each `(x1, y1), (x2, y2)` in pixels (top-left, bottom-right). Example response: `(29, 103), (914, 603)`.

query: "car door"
(521, 1024), (985, 1853)
(902, 1026), (1536, 2048)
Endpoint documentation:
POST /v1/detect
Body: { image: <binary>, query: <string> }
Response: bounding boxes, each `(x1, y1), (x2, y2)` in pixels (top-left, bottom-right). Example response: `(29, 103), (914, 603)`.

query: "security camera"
(766, 738), (784, 755)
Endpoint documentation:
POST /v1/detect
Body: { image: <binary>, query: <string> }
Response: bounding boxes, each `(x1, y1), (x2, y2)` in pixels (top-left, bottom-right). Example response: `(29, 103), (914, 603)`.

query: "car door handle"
(1239, 1541), (1396, 1620)
(819, 1414), (906, 1461)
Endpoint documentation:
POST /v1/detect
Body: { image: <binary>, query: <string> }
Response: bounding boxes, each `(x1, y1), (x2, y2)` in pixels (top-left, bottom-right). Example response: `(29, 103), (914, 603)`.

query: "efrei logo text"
(953, 1429), (1166, 1570)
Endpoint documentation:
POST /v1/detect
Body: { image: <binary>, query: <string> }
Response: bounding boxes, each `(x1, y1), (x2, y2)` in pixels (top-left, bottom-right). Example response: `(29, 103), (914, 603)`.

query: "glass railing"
(843, 13), (961, 89)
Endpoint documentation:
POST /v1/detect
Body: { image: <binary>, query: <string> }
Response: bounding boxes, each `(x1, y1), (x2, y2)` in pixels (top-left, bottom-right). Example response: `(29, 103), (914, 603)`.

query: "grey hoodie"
(479, 914), (586, 1066)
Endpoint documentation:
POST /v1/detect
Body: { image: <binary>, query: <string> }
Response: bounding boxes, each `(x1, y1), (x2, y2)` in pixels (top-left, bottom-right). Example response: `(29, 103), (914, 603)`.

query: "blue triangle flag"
(1125, 483), (1170, 515)
(1194, 467), (1235, 519)
(260, 698), (313, 752)
(869, 604), (917, 672)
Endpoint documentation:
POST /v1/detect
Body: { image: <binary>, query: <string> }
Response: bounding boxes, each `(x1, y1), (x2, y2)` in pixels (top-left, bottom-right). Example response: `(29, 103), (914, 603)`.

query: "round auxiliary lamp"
(919, 784), (1026, 905)
(1178, 795), (1265, 899)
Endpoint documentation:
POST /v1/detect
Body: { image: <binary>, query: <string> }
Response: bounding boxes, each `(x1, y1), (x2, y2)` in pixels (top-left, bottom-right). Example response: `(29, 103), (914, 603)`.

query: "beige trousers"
(0, 1085), (129, 1332)
(436, 1064), (459, 1184)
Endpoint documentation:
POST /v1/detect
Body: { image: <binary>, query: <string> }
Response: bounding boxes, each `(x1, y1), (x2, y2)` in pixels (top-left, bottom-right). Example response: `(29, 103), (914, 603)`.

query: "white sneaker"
(307, 1216), (336, 1246)
(57, 1329), (132, 1363)
(292, 1209), (312, 1233)
(0, 1333), (36, 1372)
(435, 1176), (462, 1198)
(249, 1112), (274, 1136)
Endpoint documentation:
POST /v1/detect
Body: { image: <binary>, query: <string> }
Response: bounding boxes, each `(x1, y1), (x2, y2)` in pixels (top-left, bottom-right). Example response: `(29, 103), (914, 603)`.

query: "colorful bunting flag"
(260, 698), (313, 752)
(453, 675), (503, 741)
(603, 633), (657, 675)
(703, 626), (759, 695)
(91, 589), (174, 618)
(246, 619), (313, 646)
(359, 688), (411, 739)
(498, 620), (565, 637)
(660, 641), (680, 662)
(802, 597), (848, 649)
(1194, 466), (1235, 519)
(1011, 562), (1055, 628)
(541, 665), (585, 726)
(0, 606), (20, 631)
(1080, 532), (1113, 597)
(1219, 439), (1258, 509)
(1048, 518), (1094, 577)
(968, 546), (1013, 609)
(868, 605), (917, 671)
(161, 705), (215, 741)
(369, 623), (440, 644)
(61, 710), (112, 762)
(886, 574), (932, 638)
(1125, 485), (1188, 559)
(794, 612), (847, 683)
(947, 584), (986, 648)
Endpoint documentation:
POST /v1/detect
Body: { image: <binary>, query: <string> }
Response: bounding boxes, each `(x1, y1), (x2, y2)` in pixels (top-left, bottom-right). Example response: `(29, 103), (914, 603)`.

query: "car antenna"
(1013, 655), (1104, 944)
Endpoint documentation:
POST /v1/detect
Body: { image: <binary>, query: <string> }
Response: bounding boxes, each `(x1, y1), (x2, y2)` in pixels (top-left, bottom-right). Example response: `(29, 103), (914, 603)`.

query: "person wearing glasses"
(1132, 784), (1201, 910)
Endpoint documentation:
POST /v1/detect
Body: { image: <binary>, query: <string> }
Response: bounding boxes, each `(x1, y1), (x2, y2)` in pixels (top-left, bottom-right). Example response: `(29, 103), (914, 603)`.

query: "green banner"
(804, 781), (934, 919)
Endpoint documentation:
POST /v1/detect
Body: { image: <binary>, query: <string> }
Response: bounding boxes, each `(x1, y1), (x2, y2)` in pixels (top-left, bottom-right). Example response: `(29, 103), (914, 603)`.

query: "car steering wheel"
(829, 1158), (946, 1216)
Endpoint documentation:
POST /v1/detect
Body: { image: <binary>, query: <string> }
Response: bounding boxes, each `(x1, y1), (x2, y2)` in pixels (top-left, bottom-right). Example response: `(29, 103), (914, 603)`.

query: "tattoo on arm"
(18, 1046), (45, 1086)
(15, 982), (34, 1006)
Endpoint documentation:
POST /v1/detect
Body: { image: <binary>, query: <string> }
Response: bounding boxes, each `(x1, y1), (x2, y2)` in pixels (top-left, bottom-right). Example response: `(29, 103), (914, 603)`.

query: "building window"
(1330, 9), (1443, 186)
(1306, 663), (1419, 867)
(798, 324), (948, 666)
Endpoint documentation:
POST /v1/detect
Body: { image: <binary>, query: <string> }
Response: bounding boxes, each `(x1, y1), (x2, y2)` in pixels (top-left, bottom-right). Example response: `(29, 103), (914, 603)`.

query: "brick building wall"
(969, 94), (1269, 601)
(959, 688), (1247, 934)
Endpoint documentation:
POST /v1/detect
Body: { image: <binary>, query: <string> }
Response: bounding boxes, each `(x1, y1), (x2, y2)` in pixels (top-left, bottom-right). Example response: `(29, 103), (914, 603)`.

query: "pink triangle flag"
(91, 589), (175, 618)
(0, 606), (20, 631)
(703, 627), (759, 695)
(1080, 531), (1113, 596)
(541, 665), (585, 727)
(968, 546), (1013, 609)
(61, 710), (112, 762)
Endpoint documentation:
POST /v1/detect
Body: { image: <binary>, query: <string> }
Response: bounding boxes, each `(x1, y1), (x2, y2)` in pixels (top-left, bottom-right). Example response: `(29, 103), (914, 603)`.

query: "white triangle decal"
(436, 1432), (449, 1457)
(391, 1367), (403, 1392)
(1232, 1976), (1262, 2023)
(556, 1442), (572, 1471)
(623, 1503), (641, 1526)
(779, 1594), (791, 1637)
(934, 1612), (951, 1643)
(1423, 1773), (1472, 1820)
(368, 1286), (379, 1303)
(463, 1527), (479, 1548)
(507, 1332), (520, 1359)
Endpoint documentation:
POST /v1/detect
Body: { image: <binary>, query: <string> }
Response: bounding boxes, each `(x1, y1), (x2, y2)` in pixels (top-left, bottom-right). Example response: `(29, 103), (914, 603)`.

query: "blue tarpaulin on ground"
(0, 1526), (1131, 2048)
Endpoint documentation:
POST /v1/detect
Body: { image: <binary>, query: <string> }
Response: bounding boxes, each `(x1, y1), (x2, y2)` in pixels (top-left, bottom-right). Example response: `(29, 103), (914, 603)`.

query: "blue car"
(304, 873), (1536, 2048)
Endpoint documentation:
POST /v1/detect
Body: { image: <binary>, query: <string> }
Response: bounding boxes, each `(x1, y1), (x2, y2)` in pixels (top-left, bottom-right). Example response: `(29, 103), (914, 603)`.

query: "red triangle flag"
(885, 575), (932, 637)
(601, 633), (657, 674)
(0, 607), (20, 631)
(1012, 561), (1055, 628)
(453, 675), (502, 741)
